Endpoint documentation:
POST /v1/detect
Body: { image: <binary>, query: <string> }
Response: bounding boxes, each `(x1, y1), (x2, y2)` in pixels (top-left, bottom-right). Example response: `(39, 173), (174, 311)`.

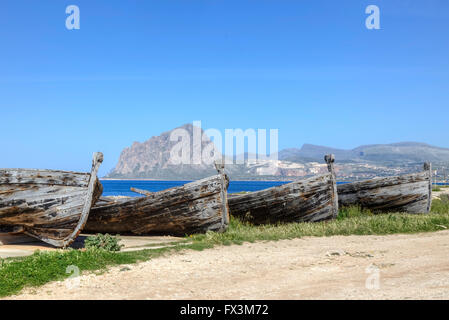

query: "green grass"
(337, 205), (373, 220)
(189, 202), (449, 245)
(433, 184), (449, 192)
(0, 247), (184, 297)
(1, 196), (449, 298)
(432, 195), (449, 214)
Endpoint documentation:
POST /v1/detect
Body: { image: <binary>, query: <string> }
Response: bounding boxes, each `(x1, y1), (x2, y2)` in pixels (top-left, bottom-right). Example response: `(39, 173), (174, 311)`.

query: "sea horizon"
(100, 179), (353, 197)
(101, 179), (449, 197)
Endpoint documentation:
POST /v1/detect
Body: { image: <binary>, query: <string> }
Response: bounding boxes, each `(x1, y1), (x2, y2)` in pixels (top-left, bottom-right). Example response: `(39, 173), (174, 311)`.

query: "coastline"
(100, 178), (189, 182)
(100, 178), (295, 182)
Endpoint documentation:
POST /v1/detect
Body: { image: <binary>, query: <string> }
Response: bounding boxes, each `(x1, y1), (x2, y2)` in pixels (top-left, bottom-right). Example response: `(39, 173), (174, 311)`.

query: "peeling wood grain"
(215, 160), (230, 229)
(0, 153), (103, 247)
(0, 169), (90, 187)
(325, 154), (339, 219)
(424, 162), (432, 212)
(85, 171), (230, 236)
(228, 154), (339, 224)
(337, 163), (432, 214)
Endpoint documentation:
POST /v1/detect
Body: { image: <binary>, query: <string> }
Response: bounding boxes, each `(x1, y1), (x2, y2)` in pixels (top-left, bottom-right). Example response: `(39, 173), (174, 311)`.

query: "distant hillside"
(107, 124), (449, 180)
(279, 142), (449, 164)
(107, 124), (333, 180)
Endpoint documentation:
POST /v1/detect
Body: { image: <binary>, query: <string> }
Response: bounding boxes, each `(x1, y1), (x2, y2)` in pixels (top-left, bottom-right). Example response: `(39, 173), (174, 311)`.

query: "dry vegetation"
(1, 196), (449, 297)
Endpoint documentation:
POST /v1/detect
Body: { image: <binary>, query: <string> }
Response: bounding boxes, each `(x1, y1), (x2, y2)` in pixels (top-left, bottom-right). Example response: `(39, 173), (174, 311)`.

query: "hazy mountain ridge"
(279, 142), (449, 164)
(107, 124), (449, 181)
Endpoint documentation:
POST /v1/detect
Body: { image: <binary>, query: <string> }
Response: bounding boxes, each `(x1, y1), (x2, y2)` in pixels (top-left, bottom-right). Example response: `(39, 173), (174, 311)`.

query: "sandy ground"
(433, 187), (449, 199)
(6, 230), (449, 300)
(0, 234), (182, 259)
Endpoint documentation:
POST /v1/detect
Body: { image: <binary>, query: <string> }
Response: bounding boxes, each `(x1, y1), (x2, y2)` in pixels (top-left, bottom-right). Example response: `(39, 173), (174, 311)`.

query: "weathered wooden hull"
(85, 173), (230, 235)
(337, 164), (432, 214)
(0, 153), (104, 247)
(228, 155), (339, 224)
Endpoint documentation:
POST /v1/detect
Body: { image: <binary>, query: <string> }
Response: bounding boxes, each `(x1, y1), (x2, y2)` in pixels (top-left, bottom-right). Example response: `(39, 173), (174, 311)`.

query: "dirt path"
(7, 231), (449, 300)
(434, 187), (449, 199)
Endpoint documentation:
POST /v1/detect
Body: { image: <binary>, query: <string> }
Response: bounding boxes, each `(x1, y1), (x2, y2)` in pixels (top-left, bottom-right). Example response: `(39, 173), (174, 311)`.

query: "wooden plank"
(337, 163), (432, 214)
(93, 175), (223, 214)
(47, 152), (104, 248)
(424, 162), (432, 212)
(228, 154), (338, 225)
(86, 173), (229, 235)
(87, 193), (225, 235)
(0, 153), (104, 248)
(214, 161), (230, 231)
(325, 154), (339, 219)
(0, 233), (40, 245)
(0, 169), (90, 187)
(130, 187), (152, 196)
(228, 175), (336, 224)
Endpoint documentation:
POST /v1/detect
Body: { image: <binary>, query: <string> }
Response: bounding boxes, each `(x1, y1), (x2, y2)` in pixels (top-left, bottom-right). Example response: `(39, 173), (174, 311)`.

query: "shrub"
(84, 234), (123, 252)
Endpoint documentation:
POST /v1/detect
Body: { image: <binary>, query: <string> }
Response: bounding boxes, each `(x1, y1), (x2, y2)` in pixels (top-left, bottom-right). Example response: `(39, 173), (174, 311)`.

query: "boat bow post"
(56, 152), (103, 248)
(424, 162), (432, 212)
(325, 154), (339, 219)
(214, 160), (230, 231)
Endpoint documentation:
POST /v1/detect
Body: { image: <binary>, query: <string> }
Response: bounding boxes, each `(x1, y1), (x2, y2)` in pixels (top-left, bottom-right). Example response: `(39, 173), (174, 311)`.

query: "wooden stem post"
(424, 162), (432, 212)
(214, 160), (230, 230)
(325, 154), (339, 218)
(58, 152), (103, 248)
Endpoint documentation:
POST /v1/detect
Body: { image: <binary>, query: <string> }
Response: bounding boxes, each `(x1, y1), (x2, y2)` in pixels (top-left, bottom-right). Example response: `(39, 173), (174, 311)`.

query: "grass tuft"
(0, 247), (178, 297)
(337, 205), (373, 220)
(432, 195), (449, 214)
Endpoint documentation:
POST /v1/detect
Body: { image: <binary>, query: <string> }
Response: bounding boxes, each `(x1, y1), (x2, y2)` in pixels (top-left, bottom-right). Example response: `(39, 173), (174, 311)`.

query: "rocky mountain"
(107, 124), (449, 181)
(107, 124), (334, 180)
(108, 123), (218, 179)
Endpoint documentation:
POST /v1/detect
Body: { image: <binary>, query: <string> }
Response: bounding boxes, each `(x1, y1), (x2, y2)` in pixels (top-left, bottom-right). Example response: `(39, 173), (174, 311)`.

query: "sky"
(0, 0), (448, 176)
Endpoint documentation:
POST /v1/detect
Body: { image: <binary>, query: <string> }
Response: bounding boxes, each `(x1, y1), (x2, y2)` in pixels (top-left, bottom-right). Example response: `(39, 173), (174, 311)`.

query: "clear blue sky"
(1, 0), (448, 176)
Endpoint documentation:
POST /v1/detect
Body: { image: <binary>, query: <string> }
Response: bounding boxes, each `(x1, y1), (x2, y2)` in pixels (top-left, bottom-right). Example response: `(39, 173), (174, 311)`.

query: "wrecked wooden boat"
(228, 154), (339, 224)
(337, 163), (433, 213)
(85, 163), (230, 235)
(0, 152), (103, 247)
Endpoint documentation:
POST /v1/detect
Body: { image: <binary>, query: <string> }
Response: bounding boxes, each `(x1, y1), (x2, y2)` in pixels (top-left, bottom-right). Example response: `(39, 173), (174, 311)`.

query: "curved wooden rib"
(0, 153), (103, 247)
(42, 152), (103, 247)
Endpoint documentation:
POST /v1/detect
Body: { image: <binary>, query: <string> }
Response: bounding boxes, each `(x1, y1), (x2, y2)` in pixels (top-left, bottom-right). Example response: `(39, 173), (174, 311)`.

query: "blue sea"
(101, 180), (291, 197)
(101, 180), (449, 197)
